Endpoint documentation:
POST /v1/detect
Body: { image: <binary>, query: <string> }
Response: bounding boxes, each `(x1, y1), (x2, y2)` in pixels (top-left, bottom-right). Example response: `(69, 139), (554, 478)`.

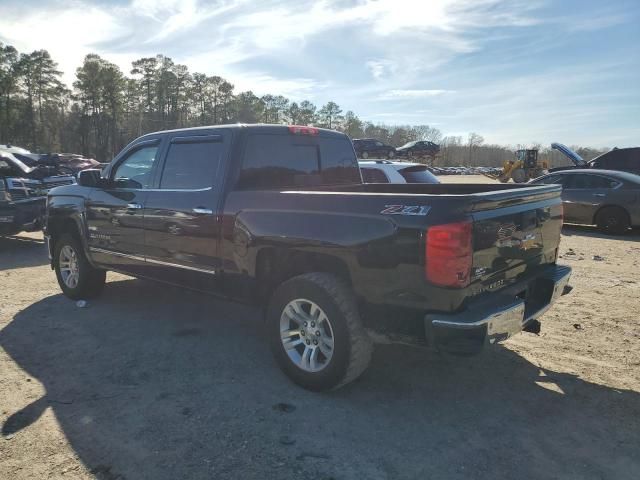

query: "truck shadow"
(1, 278), (639, 479)
(0, 233), (49, 270)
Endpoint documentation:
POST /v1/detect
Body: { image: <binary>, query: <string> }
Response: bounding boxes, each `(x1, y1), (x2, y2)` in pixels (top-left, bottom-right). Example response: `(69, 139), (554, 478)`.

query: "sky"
(0, 0), (638, 147)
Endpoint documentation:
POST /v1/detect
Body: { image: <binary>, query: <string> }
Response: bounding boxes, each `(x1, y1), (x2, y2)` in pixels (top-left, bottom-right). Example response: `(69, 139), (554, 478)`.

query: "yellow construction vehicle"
(484, 149), (548, 183)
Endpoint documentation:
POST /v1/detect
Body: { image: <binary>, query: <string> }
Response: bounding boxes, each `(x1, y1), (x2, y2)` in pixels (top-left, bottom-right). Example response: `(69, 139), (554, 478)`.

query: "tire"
(511, 168), (527, 183)
(267, 273), (373, 391)
(407, 151), (413, 158)
(596, 206), (630, 235)
(387, 150), (395, 159)
(361, 151), (369, 159)
(54, 233), (106, 300)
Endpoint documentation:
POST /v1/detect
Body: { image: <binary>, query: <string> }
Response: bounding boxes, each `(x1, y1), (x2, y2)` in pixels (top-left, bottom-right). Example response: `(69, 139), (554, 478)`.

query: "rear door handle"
(127, 203), (143, 209)
(192, 207), (213, 215)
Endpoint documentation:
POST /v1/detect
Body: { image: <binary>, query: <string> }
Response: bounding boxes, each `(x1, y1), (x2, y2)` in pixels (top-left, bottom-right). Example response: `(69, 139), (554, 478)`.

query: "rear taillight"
(426, 221), (473, 288)
(288, 125), (319, 136)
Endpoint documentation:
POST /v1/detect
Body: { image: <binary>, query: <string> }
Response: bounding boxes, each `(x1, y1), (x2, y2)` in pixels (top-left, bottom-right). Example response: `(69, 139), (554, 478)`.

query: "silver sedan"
(530, 169), (640, 234)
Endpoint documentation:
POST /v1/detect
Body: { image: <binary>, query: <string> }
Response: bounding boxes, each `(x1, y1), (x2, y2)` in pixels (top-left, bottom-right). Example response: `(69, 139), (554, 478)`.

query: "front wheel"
(511, 168), (527, 183)
(267, 273), (373, 391)
(361, 151), (369, 159)
(387, 150), (395, 159)
(54, 233), (106, 300)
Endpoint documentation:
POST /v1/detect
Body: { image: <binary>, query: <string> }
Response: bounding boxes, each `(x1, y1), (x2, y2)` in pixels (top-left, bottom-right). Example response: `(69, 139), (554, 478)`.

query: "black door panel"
(86, 142), (162, 273)
(142, 130), (229, 290)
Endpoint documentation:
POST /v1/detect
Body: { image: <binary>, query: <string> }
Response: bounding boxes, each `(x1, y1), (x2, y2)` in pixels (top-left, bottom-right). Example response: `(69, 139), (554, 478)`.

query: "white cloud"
(0, 5), (126, 85)
(381, 89), (454, 99)
(0, 0), (542, 87)
(366, 60), (397, 80)
(226, 73), (328, 100)
(0, 0), (636, 147)
(563, 13), (627, 32)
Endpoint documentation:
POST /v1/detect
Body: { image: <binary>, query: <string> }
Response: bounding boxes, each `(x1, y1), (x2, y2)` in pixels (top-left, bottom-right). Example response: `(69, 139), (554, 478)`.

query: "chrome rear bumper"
(425, 265), (572, 354)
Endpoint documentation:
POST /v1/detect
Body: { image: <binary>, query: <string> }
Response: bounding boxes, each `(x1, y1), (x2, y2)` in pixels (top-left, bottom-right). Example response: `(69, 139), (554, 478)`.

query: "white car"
(359, 160), (440, 184)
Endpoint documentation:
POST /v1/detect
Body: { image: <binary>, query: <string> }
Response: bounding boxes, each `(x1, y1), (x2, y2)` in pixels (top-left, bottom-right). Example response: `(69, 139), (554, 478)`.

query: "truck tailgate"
(469, 185), (563, 283)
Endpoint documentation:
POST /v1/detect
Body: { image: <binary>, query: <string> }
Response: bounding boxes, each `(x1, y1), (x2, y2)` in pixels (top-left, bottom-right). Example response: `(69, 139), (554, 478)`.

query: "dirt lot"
(1, 176), (639, 479)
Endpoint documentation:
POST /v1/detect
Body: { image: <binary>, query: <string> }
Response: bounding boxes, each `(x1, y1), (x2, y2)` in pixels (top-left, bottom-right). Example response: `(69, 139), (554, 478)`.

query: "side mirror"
(77, 169), (103, 187)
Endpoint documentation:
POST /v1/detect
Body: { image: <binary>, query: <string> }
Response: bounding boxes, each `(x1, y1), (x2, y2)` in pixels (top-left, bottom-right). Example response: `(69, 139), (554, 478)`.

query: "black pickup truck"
(44, 124), (572, 391)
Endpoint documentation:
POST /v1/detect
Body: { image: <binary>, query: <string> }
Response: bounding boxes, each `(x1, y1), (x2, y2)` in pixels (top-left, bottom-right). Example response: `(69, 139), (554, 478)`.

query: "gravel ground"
(1, 176), (639, 479)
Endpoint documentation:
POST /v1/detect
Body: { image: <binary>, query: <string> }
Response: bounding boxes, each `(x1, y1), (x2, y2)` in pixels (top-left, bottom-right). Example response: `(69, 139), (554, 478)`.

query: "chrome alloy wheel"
(280, 299), (335, 372)
(59, 245), (80, 289)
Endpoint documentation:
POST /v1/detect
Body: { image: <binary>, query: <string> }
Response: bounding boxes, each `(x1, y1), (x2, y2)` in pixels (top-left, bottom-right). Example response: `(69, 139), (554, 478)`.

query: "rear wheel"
(596, 206), (630, 235)
(387, 150), (395, 159)
(511, 168), (527, 183)
(361, 151), (369, 159)
(267, 273), (373, 391)
(54, 233), (106, 300)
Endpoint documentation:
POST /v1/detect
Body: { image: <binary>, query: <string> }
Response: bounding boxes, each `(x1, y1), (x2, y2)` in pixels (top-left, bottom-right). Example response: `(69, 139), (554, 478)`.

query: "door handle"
(192, 207), (213, 215)
(592, 193), (605, 197)
(127, 203), (143, 209)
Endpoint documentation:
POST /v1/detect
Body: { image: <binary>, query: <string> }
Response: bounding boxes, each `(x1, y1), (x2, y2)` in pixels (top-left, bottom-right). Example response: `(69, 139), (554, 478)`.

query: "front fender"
(46, 192), (94, 266)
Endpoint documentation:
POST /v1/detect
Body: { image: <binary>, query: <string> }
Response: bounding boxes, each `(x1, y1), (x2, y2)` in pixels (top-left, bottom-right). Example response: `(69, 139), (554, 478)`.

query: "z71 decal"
(381, 205), (431, 216)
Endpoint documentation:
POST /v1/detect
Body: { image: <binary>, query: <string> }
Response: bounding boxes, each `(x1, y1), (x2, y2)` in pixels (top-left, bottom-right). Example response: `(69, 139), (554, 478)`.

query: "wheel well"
(48, 218), (82, 253)
(593, 204), (629, 225)
(255, 248), (352, 304)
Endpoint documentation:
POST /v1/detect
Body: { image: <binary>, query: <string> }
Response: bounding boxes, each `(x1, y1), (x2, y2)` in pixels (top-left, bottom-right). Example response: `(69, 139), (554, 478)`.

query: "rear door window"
(238, 133), (360, 189)
(160, 136), (223, 190)
(535, 174), (564, 185)
(565, 174), (617, 189)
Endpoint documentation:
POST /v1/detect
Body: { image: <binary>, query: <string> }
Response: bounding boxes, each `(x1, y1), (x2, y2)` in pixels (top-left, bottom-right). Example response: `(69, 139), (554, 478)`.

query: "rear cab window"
(237, 133), (361, 189)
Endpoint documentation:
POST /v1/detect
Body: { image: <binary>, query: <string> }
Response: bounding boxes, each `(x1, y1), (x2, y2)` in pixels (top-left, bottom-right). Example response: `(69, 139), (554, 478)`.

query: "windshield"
(12, 153), (42, 167)
(399, 141), (418, 149)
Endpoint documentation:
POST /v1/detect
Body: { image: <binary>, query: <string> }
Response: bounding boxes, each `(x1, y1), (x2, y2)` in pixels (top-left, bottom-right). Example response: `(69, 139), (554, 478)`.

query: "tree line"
(0, 42), (605, 166)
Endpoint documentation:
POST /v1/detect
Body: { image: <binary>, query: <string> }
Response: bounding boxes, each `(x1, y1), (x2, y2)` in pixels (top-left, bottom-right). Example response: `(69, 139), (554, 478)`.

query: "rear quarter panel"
(221, 184), (563, 313)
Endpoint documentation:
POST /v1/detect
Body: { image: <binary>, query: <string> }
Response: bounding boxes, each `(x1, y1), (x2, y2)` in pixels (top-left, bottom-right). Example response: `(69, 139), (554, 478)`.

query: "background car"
(395, 140), (440, 159)
(590, 148), (640, 175)
(359, 160), (440, 184)
(551, 143), (640, 175)
(530, 169), (640, 234)
(352, 138), (397, 159)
